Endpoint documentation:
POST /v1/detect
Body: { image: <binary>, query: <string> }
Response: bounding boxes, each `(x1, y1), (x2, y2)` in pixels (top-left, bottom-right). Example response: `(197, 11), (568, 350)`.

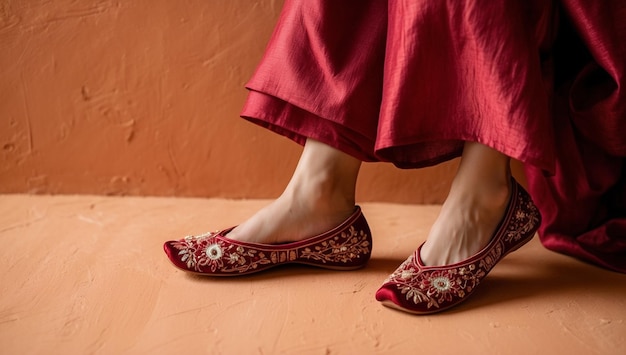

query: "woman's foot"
(226, 139), (361, 245)
(420, 142), (512, 266)
(226, 186), (357, 245)
(420, 176), (511, 266)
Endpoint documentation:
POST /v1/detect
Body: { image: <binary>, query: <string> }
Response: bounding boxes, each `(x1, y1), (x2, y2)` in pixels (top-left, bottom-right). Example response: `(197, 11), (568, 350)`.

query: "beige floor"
(1, 194), (624, 354)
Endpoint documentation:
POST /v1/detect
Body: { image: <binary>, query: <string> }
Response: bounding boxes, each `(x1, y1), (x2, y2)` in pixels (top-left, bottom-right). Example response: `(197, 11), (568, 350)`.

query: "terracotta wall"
(0, 0), (461, 204)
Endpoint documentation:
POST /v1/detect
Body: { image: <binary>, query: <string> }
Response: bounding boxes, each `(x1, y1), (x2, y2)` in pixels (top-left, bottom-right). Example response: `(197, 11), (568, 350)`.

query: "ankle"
(446, 180), (510, 215)
(282, 180), (355, 216)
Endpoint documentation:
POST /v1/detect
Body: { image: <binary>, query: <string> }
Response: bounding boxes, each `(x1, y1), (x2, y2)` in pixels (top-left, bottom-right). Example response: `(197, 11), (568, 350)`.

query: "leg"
(227, 138), (361, 244)
(420, 141), (512, 266)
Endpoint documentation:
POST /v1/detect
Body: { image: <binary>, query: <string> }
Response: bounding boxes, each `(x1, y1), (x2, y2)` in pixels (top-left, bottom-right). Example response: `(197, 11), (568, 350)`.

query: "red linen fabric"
(240, 0), (626, 273)
(525, 1), (626, 273)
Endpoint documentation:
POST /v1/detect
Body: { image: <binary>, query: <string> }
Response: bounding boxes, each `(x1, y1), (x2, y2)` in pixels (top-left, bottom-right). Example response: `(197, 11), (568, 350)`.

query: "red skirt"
(240, 0), (626, 273)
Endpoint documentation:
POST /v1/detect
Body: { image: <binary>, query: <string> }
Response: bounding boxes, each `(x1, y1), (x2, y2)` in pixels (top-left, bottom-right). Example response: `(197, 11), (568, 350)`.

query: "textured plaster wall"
(0, 0), (458, 203)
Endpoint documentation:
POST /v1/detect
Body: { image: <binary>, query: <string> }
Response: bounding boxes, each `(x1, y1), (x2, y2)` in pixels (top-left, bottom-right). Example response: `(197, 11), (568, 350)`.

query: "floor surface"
(1, 194), (624, 354)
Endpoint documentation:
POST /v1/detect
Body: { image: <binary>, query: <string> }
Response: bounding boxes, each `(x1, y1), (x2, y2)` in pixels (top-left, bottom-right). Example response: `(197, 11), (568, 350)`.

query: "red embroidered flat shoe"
(163, 206), (372, 276)
(375, 178), (541, 314)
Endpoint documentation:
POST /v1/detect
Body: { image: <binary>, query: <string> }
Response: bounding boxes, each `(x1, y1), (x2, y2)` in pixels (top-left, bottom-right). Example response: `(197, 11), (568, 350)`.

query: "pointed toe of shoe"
(375, 282), (432, 314)
(163, 241), (174, 258)
(375, 284), (400, 305)
(163, 240), (189, 271)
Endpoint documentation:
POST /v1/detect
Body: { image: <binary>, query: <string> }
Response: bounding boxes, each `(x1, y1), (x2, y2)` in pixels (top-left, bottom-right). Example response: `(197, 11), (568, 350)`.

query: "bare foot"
(226, 138), (360, 244)
(419, 141), (513, 266)
(420, 177), (511, 266)
(226, 188), (356, 244)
